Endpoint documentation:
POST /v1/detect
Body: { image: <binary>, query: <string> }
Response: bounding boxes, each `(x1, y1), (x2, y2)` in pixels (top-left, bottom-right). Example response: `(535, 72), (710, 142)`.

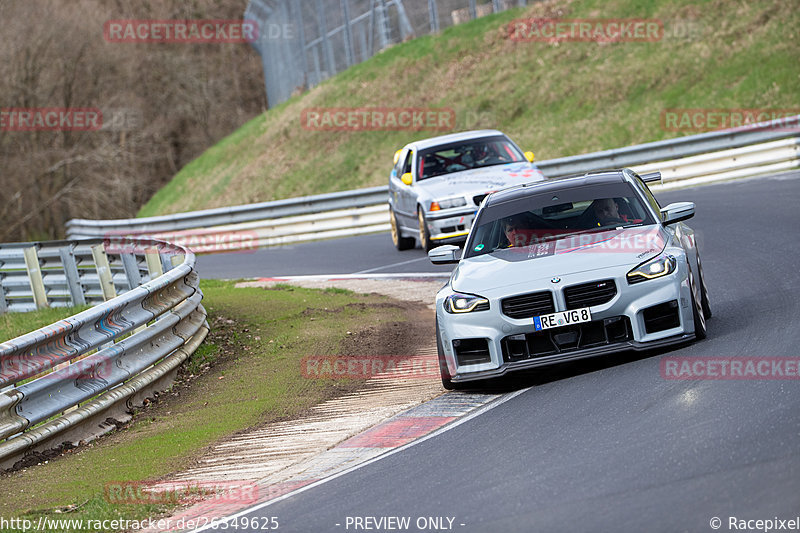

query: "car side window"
(393, 150), (407, 177)
(401, 151), (413, 177)
(633, 175), (662, 220)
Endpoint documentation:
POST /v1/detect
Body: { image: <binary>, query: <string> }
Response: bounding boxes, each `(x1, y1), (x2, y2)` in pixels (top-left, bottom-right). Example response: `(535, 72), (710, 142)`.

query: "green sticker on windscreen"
(474, 244), (485, 251)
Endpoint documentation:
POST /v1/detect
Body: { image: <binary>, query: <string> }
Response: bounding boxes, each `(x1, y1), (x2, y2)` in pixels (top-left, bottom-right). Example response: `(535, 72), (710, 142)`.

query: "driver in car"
(503, 213), (539, 247)
(590, 198), (643, 226)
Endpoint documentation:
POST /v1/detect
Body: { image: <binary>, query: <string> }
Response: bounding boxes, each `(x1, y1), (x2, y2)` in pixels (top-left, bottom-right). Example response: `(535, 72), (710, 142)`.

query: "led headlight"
(444, 292), (490, 313)
(627, 253), (677, 284)
(431, 197), (467, 211)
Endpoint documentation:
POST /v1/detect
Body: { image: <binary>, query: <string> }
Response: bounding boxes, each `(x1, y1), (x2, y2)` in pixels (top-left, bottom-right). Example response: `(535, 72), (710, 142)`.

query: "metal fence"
(245, 0), (529, 108)
(0, 237), (207, 468)
(0, 240), (177, 314)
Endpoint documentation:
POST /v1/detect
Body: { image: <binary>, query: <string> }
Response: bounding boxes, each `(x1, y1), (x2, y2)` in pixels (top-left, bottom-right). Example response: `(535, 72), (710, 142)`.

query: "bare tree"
(0, 0), (266, 241)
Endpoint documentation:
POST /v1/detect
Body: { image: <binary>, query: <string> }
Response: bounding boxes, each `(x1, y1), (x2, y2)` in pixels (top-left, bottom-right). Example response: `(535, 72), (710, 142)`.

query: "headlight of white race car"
(627, 253), (677, 284)
(444, 292), (490, 313)
(430, 197), (467, 211)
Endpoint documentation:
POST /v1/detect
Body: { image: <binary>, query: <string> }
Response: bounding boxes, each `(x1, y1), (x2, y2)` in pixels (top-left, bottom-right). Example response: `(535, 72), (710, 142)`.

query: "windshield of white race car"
(417, 135), (527, 181)
(465, 182), (658, 258)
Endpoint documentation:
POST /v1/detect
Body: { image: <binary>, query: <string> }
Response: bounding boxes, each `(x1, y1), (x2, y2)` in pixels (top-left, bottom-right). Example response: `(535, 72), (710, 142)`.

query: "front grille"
(642, 300), (681, 333)
(564, 279), (617, 309)
(501, 316), (632, 362)
(453, 338), (491, 365)
(501, 291), (555, 319)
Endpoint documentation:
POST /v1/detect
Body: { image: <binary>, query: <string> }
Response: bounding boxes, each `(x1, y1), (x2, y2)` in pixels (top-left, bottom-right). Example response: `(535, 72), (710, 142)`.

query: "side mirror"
(428, 245), (461, 265)
(393, 149), (402, 165)
(524, 151), (535, 163)
(401, 172), (413, 186)
(661, 202), (695, 225)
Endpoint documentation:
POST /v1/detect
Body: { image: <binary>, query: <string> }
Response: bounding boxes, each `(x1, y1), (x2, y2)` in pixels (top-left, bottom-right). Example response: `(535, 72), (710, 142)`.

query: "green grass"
(0, 280), (405, 532)
(0, 306), (91, 344)
(137, 0), (798, 217)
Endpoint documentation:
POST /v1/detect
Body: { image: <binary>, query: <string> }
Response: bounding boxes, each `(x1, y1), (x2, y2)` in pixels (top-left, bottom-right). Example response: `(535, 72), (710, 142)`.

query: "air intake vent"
(501, 291), (555, 319)
(564, 279), (616, 309)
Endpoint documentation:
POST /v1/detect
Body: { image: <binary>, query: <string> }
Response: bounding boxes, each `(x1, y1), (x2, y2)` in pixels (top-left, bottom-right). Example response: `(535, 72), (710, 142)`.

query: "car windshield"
(465, 182), (656, 258)
(417, 135), (526, 181)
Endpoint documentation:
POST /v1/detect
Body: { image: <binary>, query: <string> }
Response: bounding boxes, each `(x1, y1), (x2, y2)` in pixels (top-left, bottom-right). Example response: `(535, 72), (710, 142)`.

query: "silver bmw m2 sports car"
(429, 168), (711, 389)
(389, 130), (543, 251)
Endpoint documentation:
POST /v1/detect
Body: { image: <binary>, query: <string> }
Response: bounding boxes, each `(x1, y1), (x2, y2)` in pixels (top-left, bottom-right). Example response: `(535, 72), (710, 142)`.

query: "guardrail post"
(22, 247), (48, 309)
(170, 254), (186, 268)
(59, 245), (86, 306)
(91, 244), (117, 301)
(145, 248), (164, 279)
(160, 253), (173, 274)
(120, 253), (142, 292)
(0, 275), (7, 315)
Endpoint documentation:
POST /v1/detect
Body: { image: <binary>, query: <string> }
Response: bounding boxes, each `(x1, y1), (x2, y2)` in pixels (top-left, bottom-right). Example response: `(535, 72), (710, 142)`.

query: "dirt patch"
(340, 301), (433, 358)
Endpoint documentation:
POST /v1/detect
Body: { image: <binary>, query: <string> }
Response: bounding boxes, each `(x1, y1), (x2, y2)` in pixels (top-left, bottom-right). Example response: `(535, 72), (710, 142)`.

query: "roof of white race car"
(403, 130), (508, 151)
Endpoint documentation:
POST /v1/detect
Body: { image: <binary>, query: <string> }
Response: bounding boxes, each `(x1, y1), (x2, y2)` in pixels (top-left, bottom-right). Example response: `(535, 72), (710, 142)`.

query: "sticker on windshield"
(474, 244), (485, 252)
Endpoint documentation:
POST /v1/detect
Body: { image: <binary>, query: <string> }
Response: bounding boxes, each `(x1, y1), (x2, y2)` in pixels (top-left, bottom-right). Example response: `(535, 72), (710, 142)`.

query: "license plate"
(534, 308), (592, 331)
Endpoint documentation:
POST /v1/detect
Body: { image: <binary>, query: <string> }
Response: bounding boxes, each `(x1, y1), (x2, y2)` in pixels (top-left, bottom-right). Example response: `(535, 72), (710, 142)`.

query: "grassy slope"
(138, 0), (799, 217)
(0, 306), (91, 344)
(0, 281), (404, 531)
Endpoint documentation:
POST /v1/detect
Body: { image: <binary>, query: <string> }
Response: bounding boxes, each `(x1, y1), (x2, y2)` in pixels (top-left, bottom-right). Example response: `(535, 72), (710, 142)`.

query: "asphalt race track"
(196, 172), (800, 532)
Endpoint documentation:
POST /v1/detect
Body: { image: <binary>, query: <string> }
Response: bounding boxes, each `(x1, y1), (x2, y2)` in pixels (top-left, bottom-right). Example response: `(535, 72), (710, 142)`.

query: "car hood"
(452, 226), (669, 294)
(416, 163), (544, 200)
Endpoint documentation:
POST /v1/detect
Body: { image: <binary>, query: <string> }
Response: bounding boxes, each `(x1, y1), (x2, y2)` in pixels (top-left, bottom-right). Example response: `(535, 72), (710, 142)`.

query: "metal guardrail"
(0, 239), (174, 314)
(0, 237), (207, 467)
(66, 115), (800, 251)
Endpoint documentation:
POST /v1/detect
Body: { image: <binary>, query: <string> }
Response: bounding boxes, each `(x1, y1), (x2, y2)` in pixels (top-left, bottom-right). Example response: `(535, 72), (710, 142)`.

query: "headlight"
(430, 197), (467, 211)
(444, 292), (490, 313)
(627, 253), (677, 284)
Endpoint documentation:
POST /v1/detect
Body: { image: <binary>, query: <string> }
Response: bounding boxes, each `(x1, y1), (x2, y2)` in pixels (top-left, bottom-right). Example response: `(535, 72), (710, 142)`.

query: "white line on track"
(190, 387), (531, 532)
(353, 256), (431, 275)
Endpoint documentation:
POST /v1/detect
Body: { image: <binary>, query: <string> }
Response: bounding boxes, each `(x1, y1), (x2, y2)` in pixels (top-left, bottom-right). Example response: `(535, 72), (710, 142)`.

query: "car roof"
(404, 130), (508, 151)
(485, 169), (631, 206)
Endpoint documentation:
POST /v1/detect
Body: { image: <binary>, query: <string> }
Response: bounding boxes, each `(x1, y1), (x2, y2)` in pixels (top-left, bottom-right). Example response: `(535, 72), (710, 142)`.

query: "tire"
(690, 269), (707, 340)
(418, 209), (434, 252)
(390, 210), (415, 251)
(436, 318), (464, 390)
(698, 258), (712, 319)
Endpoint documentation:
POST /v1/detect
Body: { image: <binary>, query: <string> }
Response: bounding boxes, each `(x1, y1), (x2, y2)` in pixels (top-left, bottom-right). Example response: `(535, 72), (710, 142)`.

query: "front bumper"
(436, 265), (697, 383)
(426, 208), (476, 244)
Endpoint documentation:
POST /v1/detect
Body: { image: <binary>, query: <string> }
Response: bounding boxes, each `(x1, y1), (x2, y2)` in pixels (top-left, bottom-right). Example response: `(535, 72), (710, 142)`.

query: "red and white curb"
(150, 389), (528, 532)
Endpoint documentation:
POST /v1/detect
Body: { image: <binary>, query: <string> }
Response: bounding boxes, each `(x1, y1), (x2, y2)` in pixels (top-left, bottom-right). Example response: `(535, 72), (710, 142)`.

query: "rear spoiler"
(641, 171), (662, 184)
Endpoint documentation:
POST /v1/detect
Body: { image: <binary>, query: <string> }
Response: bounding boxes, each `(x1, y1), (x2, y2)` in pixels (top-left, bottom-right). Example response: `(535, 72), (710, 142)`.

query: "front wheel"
(391, 210), (415, 251)
(436, 318), (465, 390)
(698, 258), (712, 319)
(418, 209), (434, 252)
(690, 269), (707, 340)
